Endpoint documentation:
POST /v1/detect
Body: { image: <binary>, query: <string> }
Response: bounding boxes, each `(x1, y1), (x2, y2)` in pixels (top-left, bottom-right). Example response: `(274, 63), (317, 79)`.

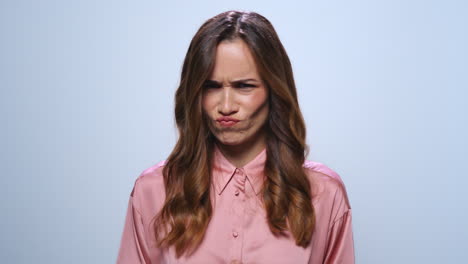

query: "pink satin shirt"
(117, 146), (355, 263)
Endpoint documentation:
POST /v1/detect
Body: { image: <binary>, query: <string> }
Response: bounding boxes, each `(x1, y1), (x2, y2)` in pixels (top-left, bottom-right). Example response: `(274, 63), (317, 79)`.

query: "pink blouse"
(117, 146), (355, 264)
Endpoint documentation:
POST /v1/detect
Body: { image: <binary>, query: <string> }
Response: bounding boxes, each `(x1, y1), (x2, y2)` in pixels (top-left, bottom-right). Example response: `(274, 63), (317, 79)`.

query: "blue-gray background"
(1, 0), (466, 263)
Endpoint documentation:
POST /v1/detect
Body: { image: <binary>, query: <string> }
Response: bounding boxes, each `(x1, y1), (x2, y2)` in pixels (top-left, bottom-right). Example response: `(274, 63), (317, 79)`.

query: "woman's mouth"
(218, 120), (238, 127)
(216, 117), (240, 127)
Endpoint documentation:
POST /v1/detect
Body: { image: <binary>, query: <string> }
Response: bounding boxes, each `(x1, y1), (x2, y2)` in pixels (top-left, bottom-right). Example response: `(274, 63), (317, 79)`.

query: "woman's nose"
(218, 87), (238, 115)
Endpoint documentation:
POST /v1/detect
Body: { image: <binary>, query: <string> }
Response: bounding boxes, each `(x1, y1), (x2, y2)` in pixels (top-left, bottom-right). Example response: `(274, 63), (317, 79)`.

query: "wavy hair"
(152, 10), (315, 257)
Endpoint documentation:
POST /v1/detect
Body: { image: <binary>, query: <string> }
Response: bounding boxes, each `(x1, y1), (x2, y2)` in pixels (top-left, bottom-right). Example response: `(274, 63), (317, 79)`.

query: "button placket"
(228, 168), (246, 262)
(233, 168), (246, 196)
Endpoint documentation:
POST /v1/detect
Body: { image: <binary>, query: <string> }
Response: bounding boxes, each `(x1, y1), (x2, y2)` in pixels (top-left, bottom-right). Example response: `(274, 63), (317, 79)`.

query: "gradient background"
(1, 0), (467, 263)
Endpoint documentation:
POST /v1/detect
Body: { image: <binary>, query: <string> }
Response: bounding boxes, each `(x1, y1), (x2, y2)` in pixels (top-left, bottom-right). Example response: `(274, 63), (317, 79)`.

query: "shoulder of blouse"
(303, 160), (352, 222)
(303, 160), (342, 182)
(129, 160), (167, 214)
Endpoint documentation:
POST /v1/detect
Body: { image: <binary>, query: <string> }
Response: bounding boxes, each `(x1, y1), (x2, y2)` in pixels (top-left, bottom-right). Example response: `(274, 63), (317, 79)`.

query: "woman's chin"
(217, 138), (242, 146)
(214, 130), (263, 148)
(214, 134), (245, 147)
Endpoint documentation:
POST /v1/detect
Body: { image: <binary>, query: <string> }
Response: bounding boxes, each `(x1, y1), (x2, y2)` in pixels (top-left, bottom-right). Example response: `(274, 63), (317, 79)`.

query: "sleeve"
(323, 209), (355, 264)
(116, 183), (162, 264)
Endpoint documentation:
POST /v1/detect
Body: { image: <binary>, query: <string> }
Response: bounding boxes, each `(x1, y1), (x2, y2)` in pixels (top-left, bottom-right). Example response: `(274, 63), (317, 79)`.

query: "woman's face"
(202, 38), (269, 148)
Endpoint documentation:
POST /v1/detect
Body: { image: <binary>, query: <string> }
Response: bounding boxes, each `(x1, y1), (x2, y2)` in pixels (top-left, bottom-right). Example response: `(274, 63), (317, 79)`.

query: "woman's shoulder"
(129, 160), (167, 214)
(133, 160), (166, 192)
(302, 160), (352, 215)
(302, 160), (343, 184)
(302, 160), (346, 188)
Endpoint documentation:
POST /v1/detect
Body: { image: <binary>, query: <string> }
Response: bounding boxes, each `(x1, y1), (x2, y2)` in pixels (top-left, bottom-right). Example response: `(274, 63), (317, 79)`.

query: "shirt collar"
(212, 144), (266, 196)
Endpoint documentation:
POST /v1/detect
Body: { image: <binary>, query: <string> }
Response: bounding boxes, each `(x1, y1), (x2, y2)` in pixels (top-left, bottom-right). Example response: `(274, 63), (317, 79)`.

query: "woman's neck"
(216, 133), (266, 168)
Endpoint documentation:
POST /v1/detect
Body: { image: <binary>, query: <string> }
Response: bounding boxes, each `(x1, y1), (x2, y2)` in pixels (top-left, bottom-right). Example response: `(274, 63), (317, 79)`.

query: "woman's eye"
(237, 83), (255, 88)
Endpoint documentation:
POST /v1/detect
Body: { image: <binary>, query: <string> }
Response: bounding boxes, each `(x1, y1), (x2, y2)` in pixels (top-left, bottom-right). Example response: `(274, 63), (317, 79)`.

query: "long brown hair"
(153, 10), (315, 257)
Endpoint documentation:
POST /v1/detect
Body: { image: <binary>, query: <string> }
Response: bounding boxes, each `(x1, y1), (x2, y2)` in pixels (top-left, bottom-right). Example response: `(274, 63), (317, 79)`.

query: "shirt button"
(234, 190), (240, 196)
(232, 231), (239, 238)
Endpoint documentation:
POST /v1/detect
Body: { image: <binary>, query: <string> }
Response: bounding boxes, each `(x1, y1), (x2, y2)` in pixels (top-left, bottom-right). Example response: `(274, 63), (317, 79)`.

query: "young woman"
(117, 10), (355, 264)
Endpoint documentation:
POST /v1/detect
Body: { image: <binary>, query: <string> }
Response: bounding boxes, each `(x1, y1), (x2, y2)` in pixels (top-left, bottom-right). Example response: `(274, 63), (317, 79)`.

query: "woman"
(117, 10), (354, 264)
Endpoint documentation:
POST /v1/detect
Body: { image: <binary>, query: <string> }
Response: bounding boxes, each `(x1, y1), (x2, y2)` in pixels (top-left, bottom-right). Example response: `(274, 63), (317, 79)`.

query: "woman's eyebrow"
(232, 78), (259, 83)
(206, 78), (260, 84)
(204, 80), (220, 84)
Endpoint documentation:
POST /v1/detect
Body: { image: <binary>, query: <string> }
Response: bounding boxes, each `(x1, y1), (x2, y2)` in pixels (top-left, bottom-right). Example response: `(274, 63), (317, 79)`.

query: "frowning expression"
(202, 38), (269, 147)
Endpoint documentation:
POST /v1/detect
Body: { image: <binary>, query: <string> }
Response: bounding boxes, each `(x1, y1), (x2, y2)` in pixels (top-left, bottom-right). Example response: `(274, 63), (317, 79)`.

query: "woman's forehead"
(209, 39), (260, 81)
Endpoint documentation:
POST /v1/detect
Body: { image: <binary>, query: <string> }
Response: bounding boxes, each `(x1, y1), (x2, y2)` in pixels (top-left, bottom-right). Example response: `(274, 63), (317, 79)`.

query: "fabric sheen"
(117, 147), (355, 264)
